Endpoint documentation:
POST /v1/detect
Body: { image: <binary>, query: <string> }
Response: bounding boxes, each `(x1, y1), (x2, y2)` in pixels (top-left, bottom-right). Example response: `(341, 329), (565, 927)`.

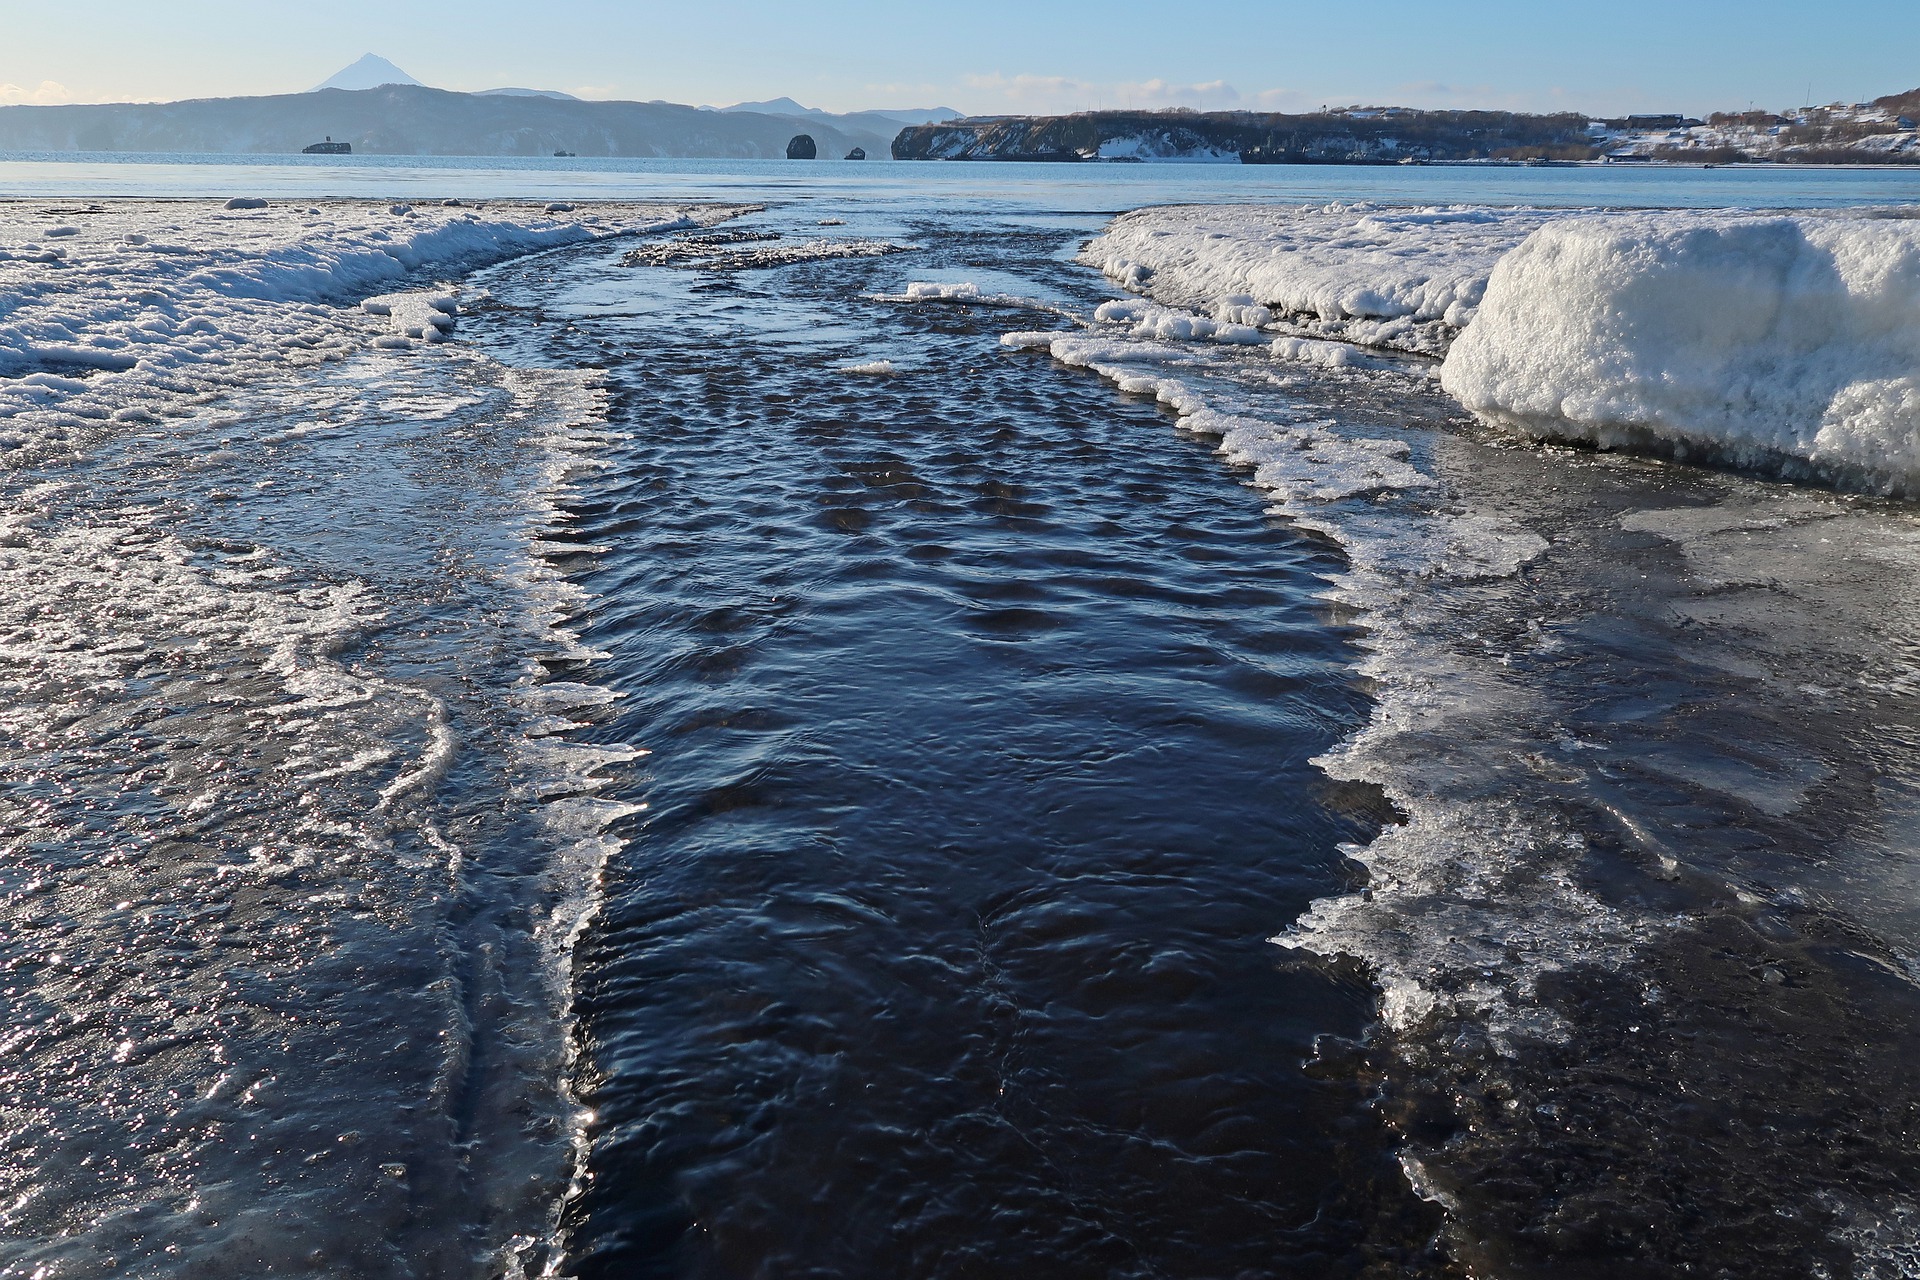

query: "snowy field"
(1086, 203), (1920, 494)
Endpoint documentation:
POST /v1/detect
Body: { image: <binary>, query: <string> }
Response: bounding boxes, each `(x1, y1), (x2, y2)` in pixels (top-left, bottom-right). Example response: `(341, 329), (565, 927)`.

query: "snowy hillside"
(1597, 100), (1920, 163)
(895, 108), (1606, 163)
(895, 93), (1920, 164)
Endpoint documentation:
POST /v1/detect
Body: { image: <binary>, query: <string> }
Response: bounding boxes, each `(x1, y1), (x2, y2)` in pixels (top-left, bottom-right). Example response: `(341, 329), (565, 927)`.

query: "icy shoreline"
(0, 198), (743, 1278)
(996, 326), (1581, 1047)
(1005, 220), (1920, 1270)
(1084, 202), (1920, 494)
(0, 197), (733, 461)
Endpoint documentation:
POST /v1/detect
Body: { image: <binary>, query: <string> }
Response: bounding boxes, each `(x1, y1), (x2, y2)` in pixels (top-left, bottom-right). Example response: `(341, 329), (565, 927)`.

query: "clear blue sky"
(3, 0), (1915, 116)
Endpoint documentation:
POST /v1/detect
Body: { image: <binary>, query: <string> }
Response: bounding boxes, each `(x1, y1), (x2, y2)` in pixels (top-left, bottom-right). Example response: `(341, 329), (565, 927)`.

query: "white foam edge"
(1008, 326), (1662, 1050)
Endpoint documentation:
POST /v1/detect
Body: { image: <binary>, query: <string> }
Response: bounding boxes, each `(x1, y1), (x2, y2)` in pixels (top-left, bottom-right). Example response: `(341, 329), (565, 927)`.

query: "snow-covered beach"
(3, 162), (1919, 1278)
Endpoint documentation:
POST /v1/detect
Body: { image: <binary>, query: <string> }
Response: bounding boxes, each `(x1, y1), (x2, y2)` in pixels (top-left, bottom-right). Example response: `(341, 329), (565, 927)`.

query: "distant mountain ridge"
(478, 88), (581, 102)
(311, 55), (578, 103)
(0, 54), (953, 159)
(0, 83), (895, 160)
(32, 57), (1906, 168)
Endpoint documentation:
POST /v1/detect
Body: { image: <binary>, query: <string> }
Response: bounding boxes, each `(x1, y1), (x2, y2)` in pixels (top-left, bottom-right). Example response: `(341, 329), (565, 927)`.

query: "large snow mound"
(1083, 202), (1920, 494)
(1442, 213), (1920, 494)
(1082, 203), (1558, 356)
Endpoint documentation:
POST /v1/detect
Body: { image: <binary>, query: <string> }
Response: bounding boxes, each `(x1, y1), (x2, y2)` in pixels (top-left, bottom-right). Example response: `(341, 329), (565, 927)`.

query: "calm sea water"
(6, 150), (1920, 209)
(2, 154), (1918, 1278)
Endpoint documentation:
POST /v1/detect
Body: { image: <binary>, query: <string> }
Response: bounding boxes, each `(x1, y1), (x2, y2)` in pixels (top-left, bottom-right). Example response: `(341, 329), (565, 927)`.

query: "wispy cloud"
(1388, 81), (1590, 113)
(861, 82), (947, 102)
(1130, 78), (1239, 106)
(961, 73), (1244, 114)
(961, 72), (1090, 109)
(1248, 87), (1320, 113)
(0, 80), (73, 106)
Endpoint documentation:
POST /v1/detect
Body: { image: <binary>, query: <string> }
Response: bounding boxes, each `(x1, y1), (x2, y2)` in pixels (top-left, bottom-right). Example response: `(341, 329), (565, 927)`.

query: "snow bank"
(1082, 203), (1559, 356)
(1442, 213), (1920, 494)
(0, 198), (707, 457)
(1085, 202), (1920, 494)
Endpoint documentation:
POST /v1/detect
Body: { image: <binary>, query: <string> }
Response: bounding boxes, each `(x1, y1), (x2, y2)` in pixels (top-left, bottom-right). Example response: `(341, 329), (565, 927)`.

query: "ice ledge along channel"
(995, 327), (1607, 1046)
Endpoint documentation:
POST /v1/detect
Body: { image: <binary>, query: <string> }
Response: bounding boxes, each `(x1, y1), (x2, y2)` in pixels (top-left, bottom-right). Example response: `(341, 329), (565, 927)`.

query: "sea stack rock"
(845, 147), (866, 160)
(786, 134), (817, 160)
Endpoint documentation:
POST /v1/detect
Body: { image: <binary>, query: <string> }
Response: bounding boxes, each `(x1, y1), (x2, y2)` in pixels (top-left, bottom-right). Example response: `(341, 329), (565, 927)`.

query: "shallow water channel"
(470, 195), (1920, 1280)
(464, 209), (1447, 1276)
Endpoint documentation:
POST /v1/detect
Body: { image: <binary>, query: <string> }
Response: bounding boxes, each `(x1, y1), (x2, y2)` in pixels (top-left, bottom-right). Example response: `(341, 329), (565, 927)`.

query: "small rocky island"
(785, 134), (816, 159)
(302, 136), (351, 155)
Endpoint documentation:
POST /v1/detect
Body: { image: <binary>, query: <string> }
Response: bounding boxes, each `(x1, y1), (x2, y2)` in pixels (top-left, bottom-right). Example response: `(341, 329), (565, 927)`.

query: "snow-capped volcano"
(312, 54), (423, 93)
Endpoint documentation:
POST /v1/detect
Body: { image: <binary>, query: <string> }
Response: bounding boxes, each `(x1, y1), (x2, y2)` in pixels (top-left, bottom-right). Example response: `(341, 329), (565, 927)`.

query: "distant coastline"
(3, 80), (1916, 168)
(891, 94), (1920, 166)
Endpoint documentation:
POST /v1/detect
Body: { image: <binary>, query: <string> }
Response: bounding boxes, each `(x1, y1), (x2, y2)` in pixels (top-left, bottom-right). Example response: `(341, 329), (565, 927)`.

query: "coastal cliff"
(893, 109), (1604, 164)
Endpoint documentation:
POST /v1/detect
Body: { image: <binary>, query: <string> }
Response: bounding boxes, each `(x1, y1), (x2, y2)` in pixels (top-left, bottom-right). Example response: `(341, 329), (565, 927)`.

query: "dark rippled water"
(465, 217), (1448, 1275)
